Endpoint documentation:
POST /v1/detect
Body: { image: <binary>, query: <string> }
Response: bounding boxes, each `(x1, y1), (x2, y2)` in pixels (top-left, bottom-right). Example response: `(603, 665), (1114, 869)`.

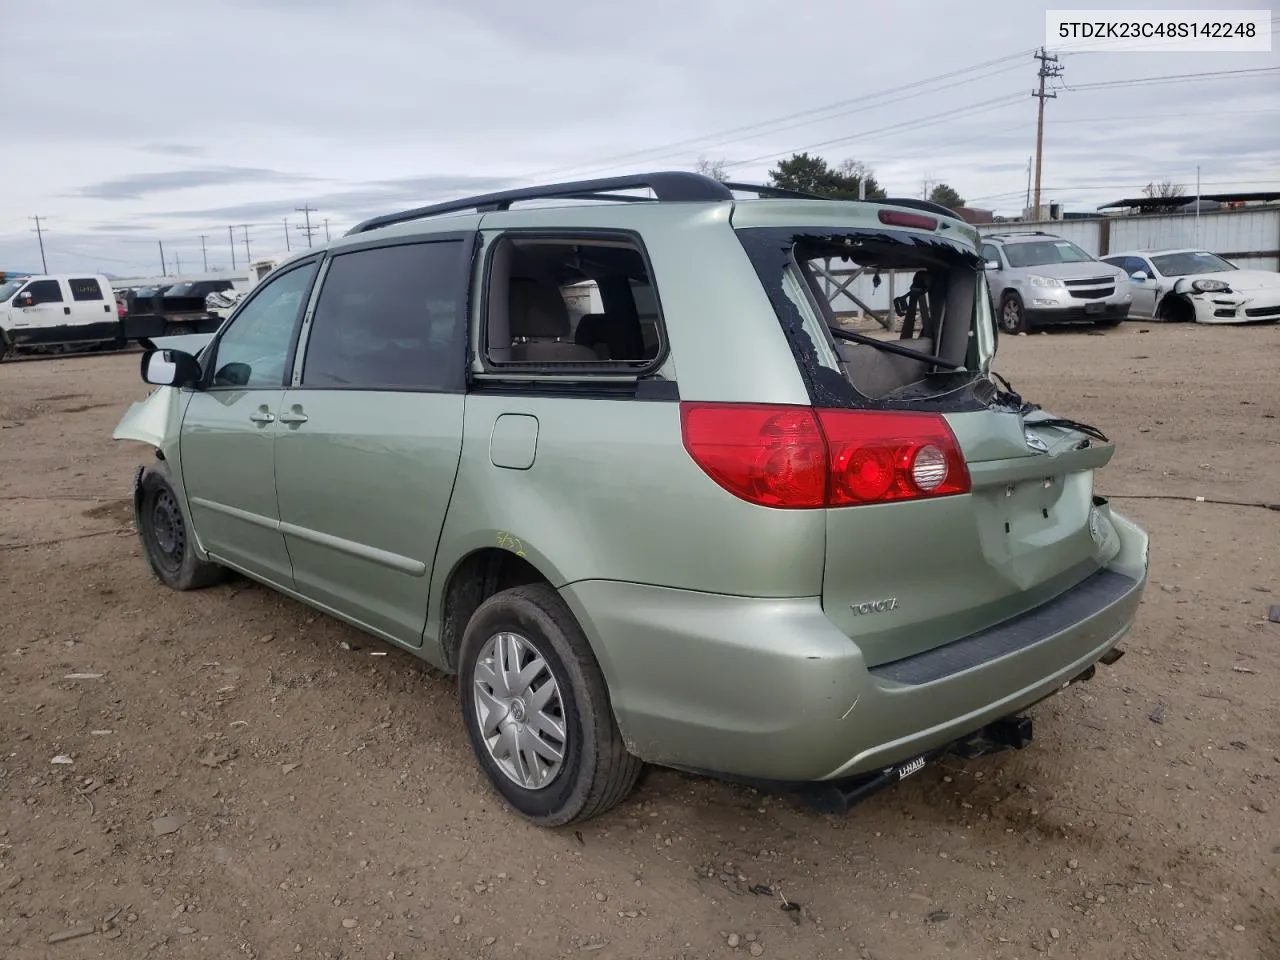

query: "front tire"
(999, 293), (1027, 334)
(136, 464), (225, 590)
(458, 584), (642, 826)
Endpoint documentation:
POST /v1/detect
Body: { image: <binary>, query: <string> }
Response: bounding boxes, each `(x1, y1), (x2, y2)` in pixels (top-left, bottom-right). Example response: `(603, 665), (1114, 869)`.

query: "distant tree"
(768, 152), (886, 201)
(1141, 179), (1186, 214)
(1142, 179), (1185, 199)
(928, 183), (965, 209)
(694, 156), (729, 182)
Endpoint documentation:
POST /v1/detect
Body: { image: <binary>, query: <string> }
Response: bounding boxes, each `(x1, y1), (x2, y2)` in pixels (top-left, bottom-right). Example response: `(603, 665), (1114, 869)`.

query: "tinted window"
(69, 278), (104, 301)
(302, 240), (464, 390)
(211, 261), (318, 388)
(23, 280), (64, 304)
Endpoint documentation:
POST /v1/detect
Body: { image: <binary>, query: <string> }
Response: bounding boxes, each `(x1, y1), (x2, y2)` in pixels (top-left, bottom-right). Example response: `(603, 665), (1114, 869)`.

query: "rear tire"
(458, 584), (641, 826)
(998, 293), (1027, 334)
(136, 464), (225, 590)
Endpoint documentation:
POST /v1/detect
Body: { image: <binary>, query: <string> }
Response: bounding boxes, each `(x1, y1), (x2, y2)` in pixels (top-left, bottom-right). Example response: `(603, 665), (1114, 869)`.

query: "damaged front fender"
(112, 385), (188, 455)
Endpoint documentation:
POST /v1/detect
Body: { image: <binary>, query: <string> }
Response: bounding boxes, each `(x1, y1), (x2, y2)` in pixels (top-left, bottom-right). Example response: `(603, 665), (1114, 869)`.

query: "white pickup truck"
(0, 274), (120, 359)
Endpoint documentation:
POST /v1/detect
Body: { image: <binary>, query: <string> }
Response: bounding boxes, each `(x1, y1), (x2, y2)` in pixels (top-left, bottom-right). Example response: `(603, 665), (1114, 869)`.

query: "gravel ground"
(1, 320), (1278, 960)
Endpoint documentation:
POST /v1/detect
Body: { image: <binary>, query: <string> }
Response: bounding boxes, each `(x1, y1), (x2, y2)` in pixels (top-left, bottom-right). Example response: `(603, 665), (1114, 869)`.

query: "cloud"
(0, 0), (1274, 275)
(145, 143), (205, 157)
(75, 167), (321, 200)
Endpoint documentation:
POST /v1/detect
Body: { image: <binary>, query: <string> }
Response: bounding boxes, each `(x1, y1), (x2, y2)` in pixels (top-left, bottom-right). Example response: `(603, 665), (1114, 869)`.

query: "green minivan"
(114, 172), (1148, 825)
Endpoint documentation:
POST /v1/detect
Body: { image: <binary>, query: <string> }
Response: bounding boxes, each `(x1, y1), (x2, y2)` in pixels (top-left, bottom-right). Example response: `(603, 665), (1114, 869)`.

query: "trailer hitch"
(802, 713), (1035, 816)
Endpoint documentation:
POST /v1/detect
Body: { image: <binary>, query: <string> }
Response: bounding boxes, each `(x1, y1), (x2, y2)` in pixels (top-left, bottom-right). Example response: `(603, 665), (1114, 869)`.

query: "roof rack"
(984, 230), (1052, 238)
(347, 172), (737, 235)
(346, 171), (965, 237)
(878, 197), (961, 219)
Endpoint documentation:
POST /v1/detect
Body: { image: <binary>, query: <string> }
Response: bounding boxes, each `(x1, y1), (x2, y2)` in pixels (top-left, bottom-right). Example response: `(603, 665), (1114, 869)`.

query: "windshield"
(1151, 251), (1236, 276)
(0, 280), (25, 301)
(1003, 239), (1094, 268)
(163, 284), (193, 295)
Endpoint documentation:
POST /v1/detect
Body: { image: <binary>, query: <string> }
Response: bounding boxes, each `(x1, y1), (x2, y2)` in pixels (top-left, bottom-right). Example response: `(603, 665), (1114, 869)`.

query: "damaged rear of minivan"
(669, 200), (1149, 807)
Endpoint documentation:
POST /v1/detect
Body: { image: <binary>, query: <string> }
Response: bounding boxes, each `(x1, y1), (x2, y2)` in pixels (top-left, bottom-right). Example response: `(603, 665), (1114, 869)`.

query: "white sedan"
(1100, 248), (1280, 324)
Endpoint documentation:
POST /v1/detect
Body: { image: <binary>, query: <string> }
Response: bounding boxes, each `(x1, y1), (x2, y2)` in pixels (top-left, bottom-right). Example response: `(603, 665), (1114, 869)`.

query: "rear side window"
(23, 280), (63, 304)
(302, 240), (466, 391)
(69, 278), (104, 301)
(483, 234), (664, 372)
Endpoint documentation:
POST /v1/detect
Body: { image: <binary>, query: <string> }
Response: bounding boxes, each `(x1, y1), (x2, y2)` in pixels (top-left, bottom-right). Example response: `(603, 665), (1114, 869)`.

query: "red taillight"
(817, 409), (970, 505)
(679, 403), (827, 508)
(878, 209), (938, 231)
(680, 403), (970, 509)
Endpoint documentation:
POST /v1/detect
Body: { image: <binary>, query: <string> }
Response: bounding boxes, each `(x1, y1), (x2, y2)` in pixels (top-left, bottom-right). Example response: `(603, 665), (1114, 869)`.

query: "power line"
(526, 49), (1040, 181)
(29, 216), (48, 273)
(723, 92), (1027, 170)
(966, 177), (1280, 205)
(1066, 66), (1280, 91)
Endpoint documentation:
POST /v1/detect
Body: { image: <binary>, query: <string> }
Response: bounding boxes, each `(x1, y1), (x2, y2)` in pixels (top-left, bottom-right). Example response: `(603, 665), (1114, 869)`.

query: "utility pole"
(296, 204), (318, 248)
(228, 225), (237, 270)
(175, 251), (182, 275)
(29, 216), (49, 273)
(1031, 47), (1062, 221)
(240, 225), (252, 264)
(158, 241), (168, 276)
(199, 234), (209, 272)
(1025, 156), (1033, 214)
(282, 217), (291, 252)
(322, 218), (331, 242)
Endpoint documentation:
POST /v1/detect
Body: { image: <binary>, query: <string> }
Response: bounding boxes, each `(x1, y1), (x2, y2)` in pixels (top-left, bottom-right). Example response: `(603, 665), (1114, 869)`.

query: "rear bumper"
(563, 511), (1148, 783)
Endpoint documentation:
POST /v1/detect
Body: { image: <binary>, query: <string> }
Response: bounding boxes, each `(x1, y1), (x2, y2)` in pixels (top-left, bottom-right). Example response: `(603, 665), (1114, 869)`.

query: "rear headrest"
(509, 277), (569, 339)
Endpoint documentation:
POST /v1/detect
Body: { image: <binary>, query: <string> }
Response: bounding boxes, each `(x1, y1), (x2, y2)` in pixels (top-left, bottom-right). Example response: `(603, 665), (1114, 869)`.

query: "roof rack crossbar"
(347, 171), (734, 235)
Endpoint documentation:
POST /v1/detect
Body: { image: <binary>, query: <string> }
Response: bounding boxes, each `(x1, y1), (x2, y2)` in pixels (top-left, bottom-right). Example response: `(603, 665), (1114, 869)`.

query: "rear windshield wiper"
(827, 325), (967, 371)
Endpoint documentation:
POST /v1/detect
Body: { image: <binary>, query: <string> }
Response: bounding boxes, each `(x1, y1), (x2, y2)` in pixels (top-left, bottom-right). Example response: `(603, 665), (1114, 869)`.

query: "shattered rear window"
(735, 226), (996, 412)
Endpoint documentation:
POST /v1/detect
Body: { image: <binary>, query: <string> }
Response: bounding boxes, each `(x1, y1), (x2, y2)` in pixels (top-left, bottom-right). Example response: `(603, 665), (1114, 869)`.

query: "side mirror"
(141, 348), (202, 388)
(16, 292), (34, 307)
(1130, 271), (1148, 282)
(984, 260), (999, 271)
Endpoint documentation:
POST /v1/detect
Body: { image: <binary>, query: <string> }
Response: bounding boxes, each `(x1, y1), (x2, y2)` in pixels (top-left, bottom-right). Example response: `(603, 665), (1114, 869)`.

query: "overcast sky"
(2, 0), (1276, 277)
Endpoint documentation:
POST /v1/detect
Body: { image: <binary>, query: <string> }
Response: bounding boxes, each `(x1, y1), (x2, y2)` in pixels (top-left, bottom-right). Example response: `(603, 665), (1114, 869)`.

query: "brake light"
(680, 403), (970, 508)
(817, 409), (969, 505)
(878, 209), (938, 231)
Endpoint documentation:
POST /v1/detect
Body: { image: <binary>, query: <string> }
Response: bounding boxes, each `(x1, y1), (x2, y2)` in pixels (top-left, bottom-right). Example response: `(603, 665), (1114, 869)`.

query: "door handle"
(64, 306), (71, 315)
(278, 410), (309, 425)
(249, 410), (276, 424)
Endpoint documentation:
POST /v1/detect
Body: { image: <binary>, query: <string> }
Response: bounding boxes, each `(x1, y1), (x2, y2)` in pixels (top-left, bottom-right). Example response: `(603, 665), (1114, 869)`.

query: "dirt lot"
(2, 322), (1278, 960)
